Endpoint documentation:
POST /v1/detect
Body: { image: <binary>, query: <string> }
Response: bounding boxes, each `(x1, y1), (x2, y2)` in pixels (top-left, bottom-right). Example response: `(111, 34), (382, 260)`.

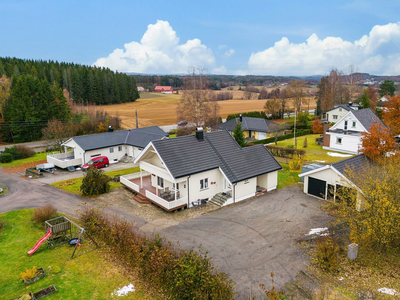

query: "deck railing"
(145, 190), (187, 210)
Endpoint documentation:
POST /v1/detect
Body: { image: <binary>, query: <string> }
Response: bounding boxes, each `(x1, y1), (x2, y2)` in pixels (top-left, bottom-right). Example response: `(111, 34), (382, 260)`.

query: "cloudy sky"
(1, 0), (400, 76)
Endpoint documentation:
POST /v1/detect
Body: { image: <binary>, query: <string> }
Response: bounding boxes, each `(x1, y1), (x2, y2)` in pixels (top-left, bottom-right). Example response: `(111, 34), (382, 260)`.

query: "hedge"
(0, 153), (13, 163)
(265, 145), (305, 159)
(251, 129), (313, 145)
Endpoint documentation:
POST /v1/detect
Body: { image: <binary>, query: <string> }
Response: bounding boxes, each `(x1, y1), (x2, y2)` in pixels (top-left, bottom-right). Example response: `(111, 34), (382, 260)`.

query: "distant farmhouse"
(154, 86), (173, 94)
(120, 129), (282, 211)
(219, 115), (280, 140)
(47, 126), (168, 169)
(137, 86), (145, 92)
(322, 108), (385, 154)
(323, 102), (363, 123)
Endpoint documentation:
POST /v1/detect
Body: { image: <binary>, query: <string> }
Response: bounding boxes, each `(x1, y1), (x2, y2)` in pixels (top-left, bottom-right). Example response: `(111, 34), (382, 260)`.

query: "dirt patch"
(93, 187), (220, 230)
(2, 160), (47, 174)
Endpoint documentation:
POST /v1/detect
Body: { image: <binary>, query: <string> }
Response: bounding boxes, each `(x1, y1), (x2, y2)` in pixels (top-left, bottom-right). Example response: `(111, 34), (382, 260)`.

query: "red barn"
(154, 86), (173, 94)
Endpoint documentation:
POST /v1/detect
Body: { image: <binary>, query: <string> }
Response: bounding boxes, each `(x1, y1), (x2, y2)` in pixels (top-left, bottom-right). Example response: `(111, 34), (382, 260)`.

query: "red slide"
(28, 231), (52, 255)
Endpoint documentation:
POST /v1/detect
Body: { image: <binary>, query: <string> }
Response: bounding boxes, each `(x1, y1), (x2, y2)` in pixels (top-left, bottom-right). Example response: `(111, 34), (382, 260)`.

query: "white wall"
(234, 177), (257, 202)
(188, 169), (222, 202)
(331, 112), (365, 132)
(327, 107), (349, 123)
(84, 145), (125, 164)
(324, 132), (361, 154)
(303, 168), (343, 194)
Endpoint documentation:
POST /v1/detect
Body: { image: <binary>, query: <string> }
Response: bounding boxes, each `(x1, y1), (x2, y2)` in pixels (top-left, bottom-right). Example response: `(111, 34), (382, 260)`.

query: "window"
(110, 147), (114, 153)
(172, 183), (179, 190)
(339, 108), (342, 111)
(333, 115), (338, 120)
(118, 146), (122, 151)
(336, 137), (342, 144)
(344, 121), (348, 130)
(200, 178), (208, 190)
(157, 177), (164, 188)
(352, 121), (356, 128)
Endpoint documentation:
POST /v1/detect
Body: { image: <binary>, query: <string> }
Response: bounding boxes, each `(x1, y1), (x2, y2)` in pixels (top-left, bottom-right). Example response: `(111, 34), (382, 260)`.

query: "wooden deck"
(130, 176), (157, 195)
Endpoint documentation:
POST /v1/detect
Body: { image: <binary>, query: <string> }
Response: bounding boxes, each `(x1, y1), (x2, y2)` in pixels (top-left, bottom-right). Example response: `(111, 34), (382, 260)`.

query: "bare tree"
(264, 97), (281, 119)
(176, 67), (220, 127)
(286, 80), (305, 112)
(346, 64), (362, 101)
(41, 120), (76, 152)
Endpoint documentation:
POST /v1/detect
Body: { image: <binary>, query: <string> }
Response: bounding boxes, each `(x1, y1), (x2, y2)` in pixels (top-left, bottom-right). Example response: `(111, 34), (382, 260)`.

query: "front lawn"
(51, 167), (140, 195)
(0, 209), (139, 299)
(272, 134), (354, 164)
(277, 163), (301, 189)
(0, 152), (48, 167)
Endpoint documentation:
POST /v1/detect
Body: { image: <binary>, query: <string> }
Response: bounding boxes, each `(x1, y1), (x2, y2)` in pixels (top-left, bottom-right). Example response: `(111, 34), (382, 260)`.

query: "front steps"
(209, 192), (230, 206)
(133, 192), (151, 204)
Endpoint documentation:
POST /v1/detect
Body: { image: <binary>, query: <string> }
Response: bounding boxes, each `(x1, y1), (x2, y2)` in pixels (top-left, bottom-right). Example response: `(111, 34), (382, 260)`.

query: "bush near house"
(32, 204), (57, 223)
(265, 145), (305, 159)
(80, 166), (110, 196)
(0, 153), (13, 163)
(252, 129), (312, 145)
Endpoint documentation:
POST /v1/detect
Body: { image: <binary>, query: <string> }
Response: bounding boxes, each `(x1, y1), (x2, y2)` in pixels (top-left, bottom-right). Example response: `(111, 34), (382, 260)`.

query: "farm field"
(98, 92), (317, 129)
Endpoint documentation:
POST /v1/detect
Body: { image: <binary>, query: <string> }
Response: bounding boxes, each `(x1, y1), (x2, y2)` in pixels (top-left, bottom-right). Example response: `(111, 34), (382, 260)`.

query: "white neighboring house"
(324, 103), (362, 123)
(47, 126), (168, 169)
(299, 155), (370, 210)
(120, 128), (282, 211)
(323, 108), (385, 154)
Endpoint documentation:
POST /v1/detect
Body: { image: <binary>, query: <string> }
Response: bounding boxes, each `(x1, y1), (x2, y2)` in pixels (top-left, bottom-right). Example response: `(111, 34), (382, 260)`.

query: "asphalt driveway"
(159, 186), (333, 297)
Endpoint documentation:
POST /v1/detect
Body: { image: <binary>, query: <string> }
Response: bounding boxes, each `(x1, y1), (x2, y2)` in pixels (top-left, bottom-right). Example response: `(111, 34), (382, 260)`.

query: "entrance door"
(308, 177), (326, 199)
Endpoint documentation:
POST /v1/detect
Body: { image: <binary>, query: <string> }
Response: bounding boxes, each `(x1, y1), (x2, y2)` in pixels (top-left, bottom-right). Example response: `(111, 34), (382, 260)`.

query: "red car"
(81, 156), (109, 171)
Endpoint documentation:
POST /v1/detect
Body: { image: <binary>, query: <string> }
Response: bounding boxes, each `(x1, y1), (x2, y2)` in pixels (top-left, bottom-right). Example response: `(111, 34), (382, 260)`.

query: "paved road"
(160, 186), (333, 297)
(0, 170), (146, 227)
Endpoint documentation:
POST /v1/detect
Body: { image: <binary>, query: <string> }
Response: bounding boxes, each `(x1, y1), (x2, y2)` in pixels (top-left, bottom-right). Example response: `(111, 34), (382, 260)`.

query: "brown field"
(98, 92), (317, 129)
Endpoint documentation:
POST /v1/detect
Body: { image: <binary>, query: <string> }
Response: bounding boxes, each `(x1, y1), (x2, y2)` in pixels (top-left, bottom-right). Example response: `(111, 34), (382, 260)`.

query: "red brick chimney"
(323, 122), (330, 147)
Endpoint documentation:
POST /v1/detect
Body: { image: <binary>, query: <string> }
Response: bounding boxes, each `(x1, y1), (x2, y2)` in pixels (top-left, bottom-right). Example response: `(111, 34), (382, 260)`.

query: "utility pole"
(135, 108), (138, 128)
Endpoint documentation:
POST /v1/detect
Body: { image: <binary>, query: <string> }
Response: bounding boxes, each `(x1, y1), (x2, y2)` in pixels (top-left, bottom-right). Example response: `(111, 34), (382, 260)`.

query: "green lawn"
(272, 134), (354, 164)
(0, 210), (138, 299)
(0, 152), (48, 167)
(277, 163), (301, 189)
(51, 167), (140, 195)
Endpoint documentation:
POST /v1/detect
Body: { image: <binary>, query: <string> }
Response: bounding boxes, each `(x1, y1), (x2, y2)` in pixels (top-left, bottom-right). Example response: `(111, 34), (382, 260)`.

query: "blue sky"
(1, 0), (400, 76)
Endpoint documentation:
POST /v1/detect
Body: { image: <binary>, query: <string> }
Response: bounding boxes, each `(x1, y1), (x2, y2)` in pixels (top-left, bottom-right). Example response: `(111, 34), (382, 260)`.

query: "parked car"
(81, 156), (109, 171)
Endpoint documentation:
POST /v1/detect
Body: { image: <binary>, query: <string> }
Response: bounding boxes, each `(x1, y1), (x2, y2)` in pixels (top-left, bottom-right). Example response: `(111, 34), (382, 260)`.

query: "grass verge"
(277, 163), (301, 190)
(0, 209), (139, 299)
(51, 167), (140, 195)
(0, 152), (47, 167)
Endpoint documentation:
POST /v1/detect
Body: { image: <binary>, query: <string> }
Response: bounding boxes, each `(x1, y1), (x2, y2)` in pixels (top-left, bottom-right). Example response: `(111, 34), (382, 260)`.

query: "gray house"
(47, 126), (168, 169)
(219, 116), (280, 140)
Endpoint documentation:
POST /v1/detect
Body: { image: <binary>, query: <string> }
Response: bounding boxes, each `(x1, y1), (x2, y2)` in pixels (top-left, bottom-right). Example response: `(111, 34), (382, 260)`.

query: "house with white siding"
(323, 108), (385, 154)
(323, 103), (362, 123)
(120, 128), (282, 211)
(47, 126), (168, 169)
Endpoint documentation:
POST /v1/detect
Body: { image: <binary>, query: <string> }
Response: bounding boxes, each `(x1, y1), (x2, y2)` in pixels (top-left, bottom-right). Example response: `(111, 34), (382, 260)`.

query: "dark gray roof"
(70, 126), (168, 151)
(325, 104), (352, 113)
(351, 108), (385, 131)
(331, 154), (372, 178)
(151, 130), (282, 183)
(219, 117), (279, 133)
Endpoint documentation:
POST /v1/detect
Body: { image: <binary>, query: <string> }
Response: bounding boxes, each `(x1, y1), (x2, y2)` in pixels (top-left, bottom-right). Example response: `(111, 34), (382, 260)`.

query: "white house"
(324, 103), (362, 123)
(219, 116), (279, 140)
(47, 126), (168, 169)
(120, 128), (282, 211)
(299, 155), (370, 210)
(323, 108), (385, 154)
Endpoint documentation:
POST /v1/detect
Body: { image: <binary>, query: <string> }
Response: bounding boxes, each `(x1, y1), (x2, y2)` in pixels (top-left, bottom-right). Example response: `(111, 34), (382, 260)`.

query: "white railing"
(47, 154), (82, 169)
(120, 176), (140, 193)
(120, 171), (151, 181)
(145, 190), (187, 210)
(47, 152), (75, 159)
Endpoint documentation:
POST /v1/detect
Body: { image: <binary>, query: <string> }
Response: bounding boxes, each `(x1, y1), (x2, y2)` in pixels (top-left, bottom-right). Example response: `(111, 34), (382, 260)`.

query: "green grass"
(0, 209), (137, 299)
(0, 152), (48, 167)
(51, 167), (140, 195)
(277, 163), (301, 189)
(272, 134), (354, 164)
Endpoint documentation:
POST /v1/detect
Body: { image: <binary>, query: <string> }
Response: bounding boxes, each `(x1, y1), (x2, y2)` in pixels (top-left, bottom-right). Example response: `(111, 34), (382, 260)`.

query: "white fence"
(145, 191), (187, 210)
(47, 152), (82, 169)
(120, 172), (151, 193)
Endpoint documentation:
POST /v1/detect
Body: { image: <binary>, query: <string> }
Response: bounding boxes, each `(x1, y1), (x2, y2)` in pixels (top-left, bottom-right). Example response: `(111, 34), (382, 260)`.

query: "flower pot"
(9, 291), (34, 300)
(33, 285), (57, 299)
(24, 268), (45, 284)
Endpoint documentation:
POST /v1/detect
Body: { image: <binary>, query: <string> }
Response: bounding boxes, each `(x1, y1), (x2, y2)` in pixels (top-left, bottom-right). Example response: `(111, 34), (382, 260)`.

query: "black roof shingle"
(151, 130), (282, 183)
(331, 154), (372, 178)
(219, 117), (279, 133)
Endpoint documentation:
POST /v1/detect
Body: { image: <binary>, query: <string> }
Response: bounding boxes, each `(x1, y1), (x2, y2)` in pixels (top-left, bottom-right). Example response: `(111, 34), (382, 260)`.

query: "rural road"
(0, 168), (333, 297)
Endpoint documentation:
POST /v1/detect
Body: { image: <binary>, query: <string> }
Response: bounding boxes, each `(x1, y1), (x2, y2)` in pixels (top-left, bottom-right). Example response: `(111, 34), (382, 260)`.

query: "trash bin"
(348, 243), (358, 260)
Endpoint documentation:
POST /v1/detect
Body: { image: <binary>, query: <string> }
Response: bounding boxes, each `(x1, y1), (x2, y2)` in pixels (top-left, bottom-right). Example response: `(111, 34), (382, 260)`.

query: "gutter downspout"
(233, 183), (236, 203)
(187, 175), (191, 208)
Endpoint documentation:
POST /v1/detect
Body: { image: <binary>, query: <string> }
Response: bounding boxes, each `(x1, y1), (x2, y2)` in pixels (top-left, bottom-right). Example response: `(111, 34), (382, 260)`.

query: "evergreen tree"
(360, 91), (371, 108)
(233, 121), (246, 147)
(379, 80), (395, 97)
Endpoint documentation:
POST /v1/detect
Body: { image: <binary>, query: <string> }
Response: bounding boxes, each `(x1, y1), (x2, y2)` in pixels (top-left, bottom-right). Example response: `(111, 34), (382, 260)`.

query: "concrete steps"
(209, 193), (230, 206)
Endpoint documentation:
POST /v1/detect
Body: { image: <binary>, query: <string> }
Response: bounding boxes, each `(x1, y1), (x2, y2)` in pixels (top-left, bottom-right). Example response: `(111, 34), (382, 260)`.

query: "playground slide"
(28, 231), (52, 255)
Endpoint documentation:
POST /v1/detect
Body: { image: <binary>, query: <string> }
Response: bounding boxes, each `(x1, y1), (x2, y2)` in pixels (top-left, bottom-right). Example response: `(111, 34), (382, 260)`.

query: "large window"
(200, 178), (208, 190)
(110, 147), (114, 153)
(333, 115), (338, 120)
(157, 177), (164, 188)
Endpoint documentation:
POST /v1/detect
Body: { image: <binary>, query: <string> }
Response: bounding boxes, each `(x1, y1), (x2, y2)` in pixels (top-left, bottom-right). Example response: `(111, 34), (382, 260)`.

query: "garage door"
(308, 177), (326, 199)
(258, 132), (266, 140)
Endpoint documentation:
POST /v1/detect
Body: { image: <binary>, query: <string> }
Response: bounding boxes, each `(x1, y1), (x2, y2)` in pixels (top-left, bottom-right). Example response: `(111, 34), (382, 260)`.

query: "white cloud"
(248, 22), (400, 75)
(223, 49), (235, 58)
(218, 45), (227, 49)
(94, 20), (222, 74)
(212, 66), (227, 74)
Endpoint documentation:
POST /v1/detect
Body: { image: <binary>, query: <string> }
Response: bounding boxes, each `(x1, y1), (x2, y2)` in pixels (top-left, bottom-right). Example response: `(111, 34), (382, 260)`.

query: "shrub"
(265, 145), (305, 159)
(0, 153), (13, 163)
(80, 166), (110, 196)
(315, 236), (339, 272)
(303, 137), (308, 148)
(33, 204), (57, 223)
(252, 129), (312, 145)
(20, 266), (38, 281)
(0, 218), (5, 232)
(16, 145), (35, 159)
(289, 155), (304, 171)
